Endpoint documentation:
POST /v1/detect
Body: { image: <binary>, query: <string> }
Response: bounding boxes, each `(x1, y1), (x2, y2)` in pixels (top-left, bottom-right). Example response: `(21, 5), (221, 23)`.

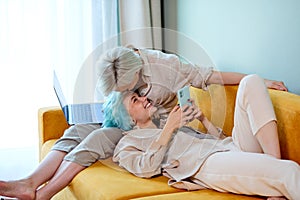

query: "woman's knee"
(62, 127), (123, 165)
(240, 74), (264, 90)
(282, 160), (300, 177)
(87, 127), (123, 145)
(237, 74), (268, 105)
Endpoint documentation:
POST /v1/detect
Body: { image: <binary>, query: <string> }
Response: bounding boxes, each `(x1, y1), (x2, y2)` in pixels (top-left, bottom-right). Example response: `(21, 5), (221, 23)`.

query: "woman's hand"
(182, 100), (225, 138)
(180, 99), (204, 124)
(264, 79), (288, 91)
(164, 100), (201, 132)
(158, 105), (184, 146)
(165, 105), (183, 130)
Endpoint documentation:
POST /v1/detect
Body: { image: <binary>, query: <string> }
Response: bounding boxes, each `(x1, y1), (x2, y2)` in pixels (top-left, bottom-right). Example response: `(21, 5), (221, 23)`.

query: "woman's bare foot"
(0, 180), (35, 200)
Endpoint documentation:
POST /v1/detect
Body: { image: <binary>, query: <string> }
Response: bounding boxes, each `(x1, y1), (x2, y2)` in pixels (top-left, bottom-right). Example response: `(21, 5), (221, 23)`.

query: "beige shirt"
(113, 127), (238, 190)
(137, 49), (213, 114)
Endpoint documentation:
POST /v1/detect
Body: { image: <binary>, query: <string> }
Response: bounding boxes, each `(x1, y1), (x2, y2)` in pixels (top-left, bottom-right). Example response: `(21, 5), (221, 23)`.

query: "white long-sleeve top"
(137, 49), (213, 114)
(113, 127), (238, 190)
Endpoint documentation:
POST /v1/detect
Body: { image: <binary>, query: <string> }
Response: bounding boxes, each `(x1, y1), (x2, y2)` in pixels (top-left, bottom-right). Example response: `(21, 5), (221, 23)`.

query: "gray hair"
(96, 46), (143, 96)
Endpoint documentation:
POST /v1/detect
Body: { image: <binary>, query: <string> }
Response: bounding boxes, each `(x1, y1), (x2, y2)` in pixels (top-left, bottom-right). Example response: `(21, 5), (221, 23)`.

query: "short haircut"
(96, 46), (143, 96)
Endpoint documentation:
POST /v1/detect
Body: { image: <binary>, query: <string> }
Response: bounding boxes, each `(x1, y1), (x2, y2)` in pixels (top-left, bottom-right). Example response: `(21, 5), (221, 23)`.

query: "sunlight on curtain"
(52, 0), (95, 102)
(0, 0), (118, 149)
(0, 0), (56, 149)
(52, 0), (118, 104)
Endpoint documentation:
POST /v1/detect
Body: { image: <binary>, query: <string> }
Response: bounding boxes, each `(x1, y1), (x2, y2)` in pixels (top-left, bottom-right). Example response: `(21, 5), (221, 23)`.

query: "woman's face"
(115, 72), (139, 92)
(123, 92), (157, 126)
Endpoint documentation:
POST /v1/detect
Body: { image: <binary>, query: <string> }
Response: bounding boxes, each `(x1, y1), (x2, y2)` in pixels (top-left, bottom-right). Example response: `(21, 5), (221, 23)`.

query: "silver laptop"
(53, 71), (104, 125)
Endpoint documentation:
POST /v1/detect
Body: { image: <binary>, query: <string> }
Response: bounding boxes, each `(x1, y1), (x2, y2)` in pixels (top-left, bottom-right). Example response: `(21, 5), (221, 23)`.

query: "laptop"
(53, 71), (104, 125)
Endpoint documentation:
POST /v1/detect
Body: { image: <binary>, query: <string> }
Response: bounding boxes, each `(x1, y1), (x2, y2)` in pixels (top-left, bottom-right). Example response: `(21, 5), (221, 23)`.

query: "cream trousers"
(194, 74), (300, 199)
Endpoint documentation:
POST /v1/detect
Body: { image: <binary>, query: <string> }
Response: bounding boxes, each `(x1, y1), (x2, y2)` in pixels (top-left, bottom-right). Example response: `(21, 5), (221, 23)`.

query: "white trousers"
(194, 74), (300, 199)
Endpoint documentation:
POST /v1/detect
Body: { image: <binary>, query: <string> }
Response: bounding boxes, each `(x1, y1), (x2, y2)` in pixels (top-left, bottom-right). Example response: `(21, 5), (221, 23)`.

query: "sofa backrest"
(269, 89), (300, 163)
(190, 85), (237, 135)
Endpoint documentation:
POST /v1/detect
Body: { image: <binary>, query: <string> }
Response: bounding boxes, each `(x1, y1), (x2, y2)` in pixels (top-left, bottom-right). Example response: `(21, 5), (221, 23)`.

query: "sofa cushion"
(70, 161), (182, 200)
(132, 190), (264, 200)
(189, 85), (237, 136)
(41, 140), (182, 200)
(269, 89), (300, 163)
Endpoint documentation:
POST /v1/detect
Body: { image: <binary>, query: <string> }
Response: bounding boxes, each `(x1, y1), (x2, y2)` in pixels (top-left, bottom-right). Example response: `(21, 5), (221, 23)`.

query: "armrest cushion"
(269, 89), (300, 163)
(38, 106), (70, 151)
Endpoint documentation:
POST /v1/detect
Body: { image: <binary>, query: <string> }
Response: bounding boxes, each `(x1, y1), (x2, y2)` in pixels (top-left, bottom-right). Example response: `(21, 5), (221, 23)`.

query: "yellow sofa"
(38, 85), (300, 200)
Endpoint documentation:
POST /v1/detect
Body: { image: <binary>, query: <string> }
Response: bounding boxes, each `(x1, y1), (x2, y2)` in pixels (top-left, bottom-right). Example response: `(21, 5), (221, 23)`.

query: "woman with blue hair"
(111, 75), (300, 199)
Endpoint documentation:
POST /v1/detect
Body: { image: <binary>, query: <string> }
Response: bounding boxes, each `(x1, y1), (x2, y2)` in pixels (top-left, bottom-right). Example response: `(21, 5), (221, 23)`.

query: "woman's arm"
(185, 99), (225, 138)
(113, 133), (169, 178)
(198, 114), (219, 136)
(114, 106), (191, 178)
(156, 105), (184, 146)
(114, 106), (188, 177)
(198, 115), (226, 139)
(207, 71), (288, 91)
(207, 71), (245, 85)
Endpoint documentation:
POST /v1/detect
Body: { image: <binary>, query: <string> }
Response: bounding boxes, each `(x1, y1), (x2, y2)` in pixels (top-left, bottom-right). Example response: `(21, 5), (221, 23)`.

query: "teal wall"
(164, 0), (300, 94)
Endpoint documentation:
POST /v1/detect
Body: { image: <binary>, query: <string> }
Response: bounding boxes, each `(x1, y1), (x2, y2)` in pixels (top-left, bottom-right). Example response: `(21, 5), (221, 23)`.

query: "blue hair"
(102, 91), (134, 131)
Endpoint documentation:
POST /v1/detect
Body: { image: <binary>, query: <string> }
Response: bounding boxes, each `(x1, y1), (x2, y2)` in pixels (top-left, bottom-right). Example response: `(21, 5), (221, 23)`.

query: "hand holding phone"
(177, 86), (192, 107)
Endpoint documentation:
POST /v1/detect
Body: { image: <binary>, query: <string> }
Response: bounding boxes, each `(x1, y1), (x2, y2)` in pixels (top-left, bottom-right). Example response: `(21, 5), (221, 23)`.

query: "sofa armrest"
(269, 90), (300, 163)
(38, 106), (70, 153)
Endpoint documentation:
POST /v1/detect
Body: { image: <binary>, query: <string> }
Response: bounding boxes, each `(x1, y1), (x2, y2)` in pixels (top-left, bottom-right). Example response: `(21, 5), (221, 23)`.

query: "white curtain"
(52, 0), (118, 104)
(0, 0), (55, 149)
(118, 0), (162, 49)
(0, 0), (118, 149)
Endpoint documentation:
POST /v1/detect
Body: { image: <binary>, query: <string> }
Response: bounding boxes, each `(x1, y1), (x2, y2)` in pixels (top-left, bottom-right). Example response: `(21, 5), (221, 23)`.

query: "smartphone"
(177, 86), (192, 107)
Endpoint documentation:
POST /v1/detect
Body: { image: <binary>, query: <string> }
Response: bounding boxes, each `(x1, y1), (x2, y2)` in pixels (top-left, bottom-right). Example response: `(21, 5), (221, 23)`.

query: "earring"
(130, 119), (136, 126)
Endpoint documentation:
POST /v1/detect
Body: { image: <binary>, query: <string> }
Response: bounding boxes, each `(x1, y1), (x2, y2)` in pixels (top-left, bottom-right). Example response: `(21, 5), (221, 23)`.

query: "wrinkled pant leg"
(64, 127), (123, 167)
(51, 124), (101, 153)
(231, 74), (276, 153)
(193, 151), (300, 199)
